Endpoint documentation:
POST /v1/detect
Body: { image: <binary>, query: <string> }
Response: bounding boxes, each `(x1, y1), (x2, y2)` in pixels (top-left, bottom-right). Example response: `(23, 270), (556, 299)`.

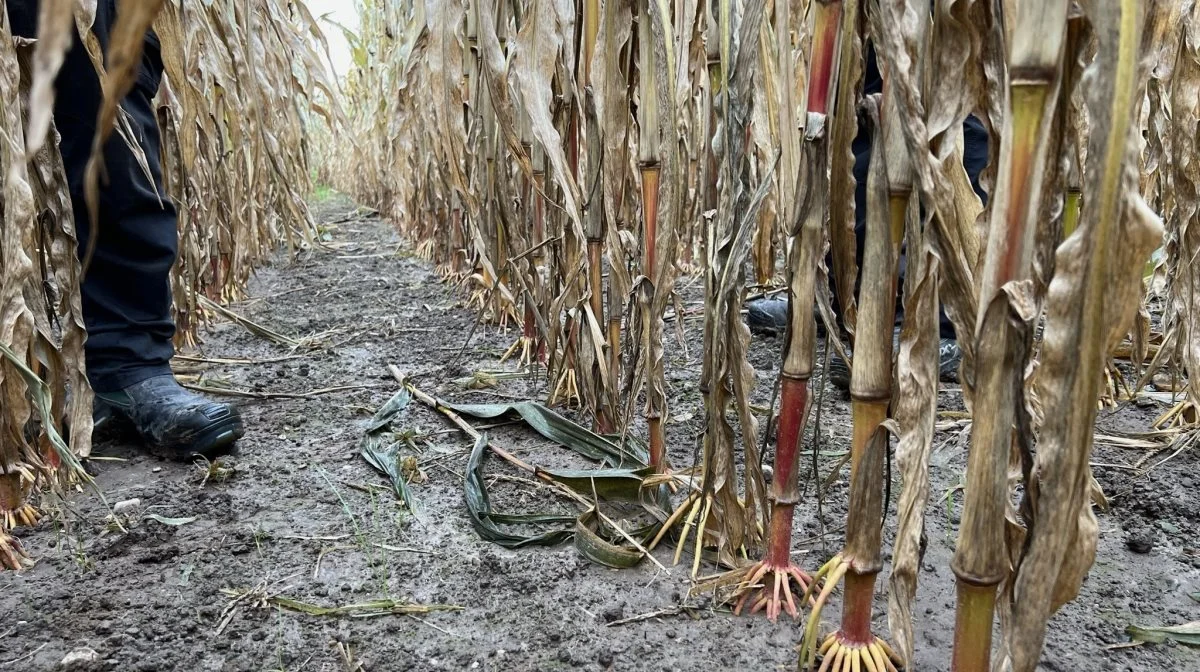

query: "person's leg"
(9, 1), (242, 458)
(9, 1), (175, 387)
(63, 5), (178, 391)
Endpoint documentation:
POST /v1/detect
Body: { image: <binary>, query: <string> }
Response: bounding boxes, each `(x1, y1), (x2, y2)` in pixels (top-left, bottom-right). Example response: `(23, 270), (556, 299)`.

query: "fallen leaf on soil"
(360, 436), (417, 511)
(366, 388), (413, 433)
(360, 389), (419, 510)
(464, 434), (574, 549)
(446, 401), (650, 468)
(1126, 621), (1200, 646)
(145, 514), (196, 526)
(575, 509), (642, 569)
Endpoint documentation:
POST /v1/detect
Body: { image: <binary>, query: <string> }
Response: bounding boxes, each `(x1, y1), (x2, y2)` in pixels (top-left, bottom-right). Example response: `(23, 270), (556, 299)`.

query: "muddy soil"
(2, 196), (1197, 672)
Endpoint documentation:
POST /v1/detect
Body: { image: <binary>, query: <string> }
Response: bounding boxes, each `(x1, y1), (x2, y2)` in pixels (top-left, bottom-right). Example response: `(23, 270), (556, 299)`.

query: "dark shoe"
(828, 349), (853, 391)
(94, 375), (244, 460)
(746, 296), (827, 337)
(828, 336), (961, 390)
(938, 338), (962, 383)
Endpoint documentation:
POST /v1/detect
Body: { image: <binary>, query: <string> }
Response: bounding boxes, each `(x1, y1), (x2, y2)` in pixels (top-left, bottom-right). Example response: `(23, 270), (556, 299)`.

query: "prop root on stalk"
(801, 91), (902, 668)
(728, 0), (844, 624)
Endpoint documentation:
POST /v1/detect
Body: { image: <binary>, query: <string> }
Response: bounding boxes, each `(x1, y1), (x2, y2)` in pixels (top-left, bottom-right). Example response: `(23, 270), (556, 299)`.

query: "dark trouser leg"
(840, 116), (991, 341)
(8, 1), (178, 394)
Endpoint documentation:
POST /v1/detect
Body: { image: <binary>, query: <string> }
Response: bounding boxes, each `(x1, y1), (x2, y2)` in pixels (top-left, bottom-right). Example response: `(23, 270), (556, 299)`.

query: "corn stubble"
(0, 0), (330, 569)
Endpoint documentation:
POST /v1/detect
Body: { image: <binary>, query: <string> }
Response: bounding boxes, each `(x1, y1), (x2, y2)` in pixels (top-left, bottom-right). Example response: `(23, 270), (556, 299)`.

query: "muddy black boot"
(745, 296), (827, 337)
(828, 336), (962, 390)
(94, 375), (244, 460)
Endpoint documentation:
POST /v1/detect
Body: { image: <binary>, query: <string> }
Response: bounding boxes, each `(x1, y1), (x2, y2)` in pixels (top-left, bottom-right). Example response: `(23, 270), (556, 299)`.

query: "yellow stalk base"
(950, 580), (997, 672)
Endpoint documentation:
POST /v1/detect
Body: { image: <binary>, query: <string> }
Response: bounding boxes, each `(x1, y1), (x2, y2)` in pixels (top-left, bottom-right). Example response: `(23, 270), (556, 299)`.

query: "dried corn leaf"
(446, 401), (650, 468)
(1, 17), (92, 566)
(886, 218), (940, 668)
(693, 0), (773, 559)
(575, 508), (643, 568)
(592, 0), (635, 303)
(871, 0), (998, 384)
(360, 436), (418, 511)
(465, 434), (575, 548)
(825, 0), (862, 336)
(241, 593), (462, 618)
(23, 0), (72, 156)
(476, 1), (536, 184)
(1126, 621), (1200, 647)
(13, 37), (93, 463)
(1168, 2), (1200, 409)
(541, 467), (652, 500)
(1009, 2), (1164, 669)
(511, 0), (584, 237)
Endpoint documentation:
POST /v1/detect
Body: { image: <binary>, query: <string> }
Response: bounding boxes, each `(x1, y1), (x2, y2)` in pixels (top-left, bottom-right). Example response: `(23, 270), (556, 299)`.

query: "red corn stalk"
(734, 0), (845, 624)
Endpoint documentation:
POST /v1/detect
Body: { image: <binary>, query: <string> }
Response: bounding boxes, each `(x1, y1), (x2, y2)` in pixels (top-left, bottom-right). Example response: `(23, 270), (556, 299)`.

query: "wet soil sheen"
(2, 196), (1197, 672)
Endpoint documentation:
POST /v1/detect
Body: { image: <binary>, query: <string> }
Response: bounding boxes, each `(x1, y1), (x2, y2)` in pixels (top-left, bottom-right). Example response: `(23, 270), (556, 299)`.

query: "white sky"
(304, 0), (360, 79)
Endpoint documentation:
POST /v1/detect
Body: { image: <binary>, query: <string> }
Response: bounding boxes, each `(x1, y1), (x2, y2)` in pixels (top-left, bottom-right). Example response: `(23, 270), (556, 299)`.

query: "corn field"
(0, 0), (333, 568)
(4, 0), (1200, 669)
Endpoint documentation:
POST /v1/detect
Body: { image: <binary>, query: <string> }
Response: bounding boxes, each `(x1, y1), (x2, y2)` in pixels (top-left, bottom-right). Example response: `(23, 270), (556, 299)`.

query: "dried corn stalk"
(0, 9), (92, 570)
(871, 0), (998, 392)
(1006, 1), (1164, 670)
(872, 4), (935, 664)
(155, 0), (334, 343)
(693, 0), (772, 566)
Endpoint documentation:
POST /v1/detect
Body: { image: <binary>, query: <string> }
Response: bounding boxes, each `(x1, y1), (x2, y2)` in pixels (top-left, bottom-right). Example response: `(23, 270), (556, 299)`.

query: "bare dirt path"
(2, 198), (1197, 672)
